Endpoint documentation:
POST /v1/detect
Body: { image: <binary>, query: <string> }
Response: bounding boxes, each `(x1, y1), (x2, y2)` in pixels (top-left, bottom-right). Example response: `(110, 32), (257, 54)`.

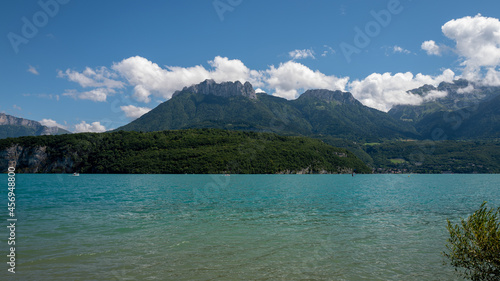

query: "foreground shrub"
(444, 202), (500, 280)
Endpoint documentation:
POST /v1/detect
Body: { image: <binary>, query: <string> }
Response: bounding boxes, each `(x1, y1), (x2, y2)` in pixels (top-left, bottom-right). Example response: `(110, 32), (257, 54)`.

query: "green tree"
(444, 202), (500, 280)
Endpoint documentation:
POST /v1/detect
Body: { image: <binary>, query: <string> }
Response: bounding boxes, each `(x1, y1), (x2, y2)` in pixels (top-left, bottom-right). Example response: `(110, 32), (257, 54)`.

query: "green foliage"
(360, 140), (500, 173)
(0, 129), (371, 174)
(444, 202), (500, 280)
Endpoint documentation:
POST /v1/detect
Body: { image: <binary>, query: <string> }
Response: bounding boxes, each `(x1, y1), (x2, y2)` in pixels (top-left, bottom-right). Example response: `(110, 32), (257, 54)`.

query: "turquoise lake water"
(1, 174), (499, 280)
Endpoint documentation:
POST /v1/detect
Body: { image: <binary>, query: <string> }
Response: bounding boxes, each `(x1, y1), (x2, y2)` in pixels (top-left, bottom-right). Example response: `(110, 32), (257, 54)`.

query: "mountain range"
(118, 79), (417, 141)
(388, 79), (500, 140)
(3, 79), (500, 174)
(118, 79), (500, 141)
(0, 113), (70, 139)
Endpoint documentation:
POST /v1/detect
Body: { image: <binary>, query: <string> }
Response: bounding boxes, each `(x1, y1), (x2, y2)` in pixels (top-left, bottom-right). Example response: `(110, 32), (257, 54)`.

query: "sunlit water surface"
(2, 174), (499, 280)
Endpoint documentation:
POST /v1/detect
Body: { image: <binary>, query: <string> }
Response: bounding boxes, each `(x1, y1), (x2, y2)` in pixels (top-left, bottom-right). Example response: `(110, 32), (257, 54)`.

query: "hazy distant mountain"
(0, 113), (70, 139)
(389, 79), (500, 139)
(117, 80), (417, 141)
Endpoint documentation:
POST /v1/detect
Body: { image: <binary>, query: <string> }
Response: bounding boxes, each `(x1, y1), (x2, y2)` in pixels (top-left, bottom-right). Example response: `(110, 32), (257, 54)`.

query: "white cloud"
(457, 84), (476, 94)
(58, 67), (124, 89)
(131, 85), (152, 103)
(208, 56), (263, 86)
(348, 69), (456, 111)
(421, 40), (442, 56)
(74, 121), (107, 133)
(27, 65), (39, 75)
(483, 68), (500, 86)
(112, 56), (263, 103)
(39, 119), (67, 129)
(442, 14), (500, 70)
(265, 61), (349, 100)
(289, 49), (316, 60)
(63, 88), (111, 102)
(112, 56), (183, 103)
(422, 15), (500, 85)
(255, 88), (266, 94)
(58, 55), (462, 112)
(423, 90), (448, 101)
(110, 56), (455, 112)
(120, 105), (152, 119)
(393, 46), (411, 54)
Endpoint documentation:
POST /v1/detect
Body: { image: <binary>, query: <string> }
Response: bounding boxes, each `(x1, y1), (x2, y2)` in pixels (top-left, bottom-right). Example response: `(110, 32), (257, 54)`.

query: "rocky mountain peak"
(407, 84), (437, 96)
(172, 79), (257, 100)
(299, 89), (359, 105)
(437, 79), (471, 92)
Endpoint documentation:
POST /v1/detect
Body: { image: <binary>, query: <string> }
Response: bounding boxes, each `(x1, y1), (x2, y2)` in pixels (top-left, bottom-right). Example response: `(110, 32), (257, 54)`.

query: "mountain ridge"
(0, 113), (70, 139)
(118, 79), (500, 141)
(172, 79), (257, 100)
(389, 79), (500, 139)
(118, 79), (417, 141)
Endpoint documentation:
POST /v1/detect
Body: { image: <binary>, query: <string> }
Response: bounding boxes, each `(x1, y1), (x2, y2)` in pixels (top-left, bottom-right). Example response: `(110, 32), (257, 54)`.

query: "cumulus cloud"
(208, 56), (263, 86)
(421, 40), (442, 56)
(62, 88), (112, 102)
(265, 61), (349, 100)
(39, 119), (67, 129)
(422, 14), (500, 85)
(112, 56), (263, 103)
(423, 90), (448, 101)
(74, 121), (107, 133)
(58, 67), (124, 102)
(27, 65), (39, 75)
(483, 68), (500, 86)
(58, 67), (124, 89)
(120, 105), (152, 119)
(442, 14), (500, 69)
(289, 49), (316, 60)
(58, 54), (463, 111)
(348, 69), (456, 111)
(456, 84), (475, 94)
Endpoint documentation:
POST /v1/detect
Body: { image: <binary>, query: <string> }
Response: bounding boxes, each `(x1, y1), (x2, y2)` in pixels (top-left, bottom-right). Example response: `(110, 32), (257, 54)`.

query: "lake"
(2, 174), (499, 280)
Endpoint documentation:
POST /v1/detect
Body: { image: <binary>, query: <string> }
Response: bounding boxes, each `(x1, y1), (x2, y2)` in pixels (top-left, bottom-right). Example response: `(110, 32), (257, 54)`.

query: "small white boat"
(72, 172), (80, 177)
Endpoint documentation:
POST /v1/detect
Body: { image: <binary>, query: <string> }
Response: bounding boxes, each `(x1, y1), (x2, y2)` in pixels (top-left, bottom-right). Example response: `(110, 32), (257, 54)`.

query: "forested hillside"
(0, 129), (371, 174)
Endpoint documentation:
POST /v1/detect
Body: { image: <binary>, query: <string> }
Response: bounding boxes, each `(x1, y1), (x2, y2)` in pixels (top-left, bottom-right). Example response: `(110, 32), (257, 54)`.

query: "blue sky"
(2, 0), (500, 132)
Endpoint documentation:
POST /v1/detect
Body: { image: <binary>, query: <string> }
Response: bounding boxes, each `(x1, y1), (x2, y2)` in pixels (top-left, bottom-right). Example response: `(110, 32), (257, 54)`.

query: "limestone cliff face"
(0, 144), (75, 173)
(172, 79), (257, 100)
(0, 114), (42, 128)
